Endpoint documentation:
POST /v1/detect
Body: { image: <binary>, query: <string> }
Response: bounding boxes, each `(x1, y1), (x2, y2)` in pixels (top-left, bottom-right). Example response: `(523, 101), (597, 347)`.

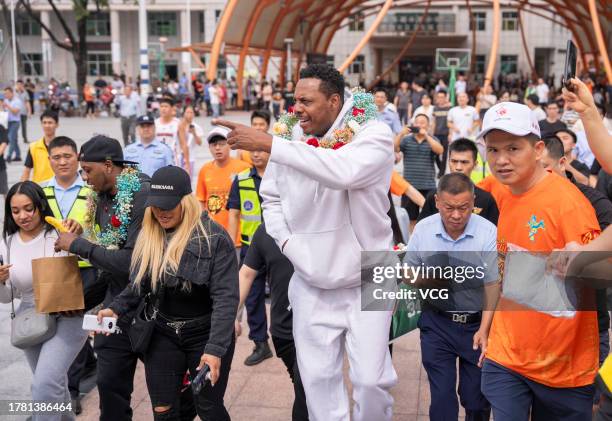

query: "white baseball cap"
(477, 102), (541, 140)
(206, 126), (230, 144)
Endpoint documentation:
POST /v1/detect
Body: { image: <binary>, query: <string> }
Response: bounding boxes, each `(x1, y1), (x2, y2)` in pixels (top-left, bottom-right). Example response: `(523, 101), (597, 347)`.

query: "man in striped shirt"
(394, 113), (443, 229)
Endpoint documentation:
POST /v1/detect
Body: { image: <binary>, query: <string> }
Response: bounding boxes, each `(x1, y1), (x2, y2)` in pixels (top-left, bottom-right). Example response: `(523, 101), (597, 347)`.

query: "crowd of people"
(0, 59), (611, 421)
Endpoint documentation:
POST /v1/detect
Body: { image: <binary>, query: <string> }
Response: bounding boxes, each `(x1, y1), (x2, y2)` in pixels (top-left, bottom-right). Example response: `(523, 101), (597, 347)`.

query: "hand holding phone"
(191, 364), (211, 394)
(82, 314), (117, 334)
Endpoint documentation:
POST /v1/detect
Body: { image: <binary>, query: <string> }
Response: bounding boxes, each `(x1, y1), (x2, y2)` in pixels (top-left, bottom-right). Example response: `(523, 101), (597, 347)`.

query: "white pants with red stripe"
(288, 274), (397, 421)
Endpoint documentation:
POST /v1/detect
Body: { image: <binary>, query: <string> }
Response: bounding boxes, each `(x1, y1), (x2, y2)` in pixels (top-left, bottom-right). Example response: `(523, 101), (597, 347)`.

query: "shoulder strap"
(7, 236), (15, 319)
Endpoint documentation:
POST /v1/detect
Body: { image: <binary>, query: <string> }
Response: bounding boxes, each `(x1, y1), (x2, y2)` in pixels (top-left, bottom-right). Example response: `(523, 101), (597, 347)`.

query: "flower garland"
(272, 88), (377, 149)
(84, 166), (141, 250)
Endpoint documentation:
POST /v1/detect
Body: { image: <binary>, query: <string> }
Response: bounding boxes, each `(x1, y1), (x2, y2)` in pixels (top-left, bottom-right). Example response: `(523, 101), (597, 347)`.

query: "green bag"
(390, 283), (421, 342)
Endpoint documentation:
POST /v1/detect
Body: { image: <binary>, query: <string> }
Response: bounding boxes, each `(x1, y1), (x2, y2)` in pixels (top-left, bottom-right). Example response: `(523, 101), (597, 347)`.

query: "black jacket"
(108, 213), (239, 358)
(70, 173), (150, 306)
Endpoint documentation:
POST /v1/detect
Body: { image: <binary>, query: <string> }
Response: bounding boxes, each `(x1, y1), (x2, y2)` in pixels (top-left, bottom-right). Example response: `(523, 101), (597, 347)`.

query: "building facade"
(327, 5), (572, 86)
(0, 0), (571, 88)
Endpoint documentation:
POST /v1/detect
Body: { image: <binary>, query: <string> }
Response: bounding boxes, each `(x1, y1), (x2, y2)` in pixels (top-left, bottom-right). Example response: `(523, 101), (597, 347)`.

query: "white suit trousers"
(288, 274), (398, 421)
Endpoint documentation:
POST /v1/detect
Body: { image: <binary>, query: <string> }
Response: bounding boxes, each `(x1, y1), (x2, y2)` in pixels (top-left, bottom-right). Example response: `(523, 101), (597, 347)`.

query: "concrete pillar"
(110, 9), (121, 75)
(41, 11), (52, 79)
(180, 9), (191, 77)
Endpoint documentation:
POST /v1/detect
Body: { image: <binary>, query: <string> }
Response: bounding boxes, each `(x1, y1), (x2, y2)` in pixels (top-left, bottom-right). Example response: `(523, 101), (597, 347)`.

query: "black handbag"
(127, 283), (164, 354)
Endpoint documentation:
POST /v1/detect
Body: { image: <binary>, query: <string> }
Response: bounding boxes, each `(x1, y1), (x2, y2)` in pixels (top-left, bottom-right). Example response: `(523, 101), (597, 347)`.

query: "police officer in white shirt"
(124, 114), (174, 177)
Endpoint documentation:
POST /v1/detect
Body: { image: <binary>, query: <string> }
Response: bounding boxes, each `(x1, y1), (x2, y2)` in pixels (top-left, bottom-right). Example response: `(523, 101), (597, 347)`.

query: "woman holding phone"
(0, 181), (87, 420)
(97, 166), (238, 420)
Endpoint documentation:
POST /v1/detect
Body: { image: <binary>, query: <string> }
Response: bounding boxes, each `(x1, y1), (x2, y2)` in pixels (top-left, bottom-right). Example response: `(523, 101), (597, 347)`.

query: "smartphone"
(409, 126), (420, 133)
(189, 124), (194, 129)
(82, 314), (117, 333)
(191, 364), (211, 394)
(562, 40), (577, 91)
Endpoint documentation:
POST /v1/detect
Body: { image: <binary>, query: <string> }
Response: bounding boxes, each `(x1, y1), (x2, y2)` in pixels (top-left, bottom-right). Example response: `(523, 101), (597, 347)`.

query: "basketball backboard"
(435, 48), (471, 71)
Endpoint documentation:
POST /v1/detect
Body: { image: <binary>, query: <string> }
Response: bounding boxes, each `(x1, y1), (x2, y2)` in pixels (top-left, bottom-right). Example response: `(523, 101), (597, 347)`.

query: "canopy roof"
(170, 0), (610, 104)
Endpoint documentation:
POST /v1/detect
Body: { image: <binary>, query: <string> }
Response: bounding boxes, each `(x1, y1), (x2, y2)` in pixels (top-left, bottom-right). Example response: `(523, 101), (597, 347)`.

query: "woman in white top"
(0, 182), (88, 421)
(412, 94), (434, 132)
(178, 105), (204, 179)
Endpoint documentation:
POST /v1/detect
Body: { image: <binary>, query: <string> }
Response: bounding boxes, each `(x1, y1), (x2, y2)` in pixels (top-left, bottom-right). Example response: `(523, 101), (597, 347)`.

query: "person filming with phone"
(96, 166), (239, 420)
(395, 113), (444, 229)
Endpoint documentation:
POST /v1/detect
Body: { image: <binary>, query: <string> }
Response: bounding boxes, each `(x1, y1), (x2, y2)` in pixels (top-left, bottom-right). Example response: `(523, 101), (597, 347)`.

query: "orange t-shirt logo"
(526, 215), (545, 242)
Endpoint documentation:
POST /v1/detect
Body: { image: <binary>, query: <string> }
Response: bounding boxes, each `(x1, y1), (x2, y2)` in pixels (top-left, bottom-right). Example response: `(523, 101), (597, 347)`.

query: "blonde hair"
(130, 194), (208, 292)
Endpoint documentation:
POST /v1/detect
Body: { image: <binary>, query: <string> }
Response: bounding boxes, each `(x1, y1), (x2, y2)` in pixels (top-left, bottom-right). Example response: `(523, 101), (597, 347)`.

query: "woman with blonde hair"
(97, 166), (238, 420)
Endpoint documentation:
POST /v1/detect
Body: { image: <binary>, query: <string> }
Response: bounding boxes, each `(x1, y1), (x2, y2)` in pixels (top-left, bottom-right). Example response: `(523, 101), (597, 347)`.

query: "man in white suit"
(215, 64), (397, 421)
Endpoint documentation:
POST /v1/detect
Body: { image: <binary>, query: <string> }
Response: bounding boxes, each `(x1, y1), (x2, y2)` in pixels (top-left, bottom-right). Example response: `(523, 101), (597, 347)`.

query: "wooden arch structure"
(171, 0), (611, 105)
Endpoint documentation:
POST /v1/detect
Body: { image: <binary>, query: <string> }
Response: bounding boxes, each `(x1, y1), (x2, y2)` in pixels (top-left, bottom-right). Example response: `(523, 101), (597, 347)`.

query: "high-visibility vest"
(597, 355), (612, 398)
(43, 184), (93, 268)
(29, 138), (55, 184)
(237, 169), (262, 246)
(470, 152), (491, 185)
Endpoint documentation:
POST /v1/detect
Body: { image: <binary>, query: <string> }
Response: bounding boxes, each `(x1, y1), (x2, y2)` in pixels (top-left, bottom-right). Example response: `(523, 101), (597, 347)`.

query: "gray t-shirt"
(17, 91), (29, 115)
(410, 90), (426, 111)
(395, 90), (410, 110)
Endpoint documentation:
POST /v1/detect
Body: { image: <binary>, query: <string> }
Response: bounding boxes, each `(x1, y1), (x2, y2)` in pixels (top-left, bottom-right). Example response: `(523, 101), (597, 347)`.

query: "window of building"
(470, 12), (486, 31)
(199, 11), (205, 33)
(88, 52), (112, 76)
(86, 12), (110, 36)
(15, 14), (41, 36)
(438, 14), (455, 33)
(475, 54), (486, 74)
(500, 55), (518, 74)
(148, 12), (177, 36)
(348, 12), (365, 31)
(502, 11), (518, 31)
(349, 55), (365, 74)
(326, 55), (335, 67)
(21, 53), (42, 76)
(215, 10), (221, 23)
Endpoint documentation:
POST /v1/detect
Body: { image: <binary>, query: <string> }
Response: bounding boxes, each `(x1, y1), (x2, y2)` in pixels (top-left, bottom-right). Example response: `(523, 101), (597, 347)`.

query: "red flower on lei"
(288, 106), (295, 114)
(306, 138), (320, 147)
(110, 215), (122, 228)
(332, 142), (346, 150)
(352, 107), (365, 117)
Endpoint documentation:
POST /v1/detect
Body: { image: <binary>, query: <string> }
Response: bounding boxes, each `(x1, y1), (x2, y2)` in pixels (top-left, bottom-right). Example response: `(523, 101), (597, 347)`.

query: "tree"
(18, 0), (109, 100)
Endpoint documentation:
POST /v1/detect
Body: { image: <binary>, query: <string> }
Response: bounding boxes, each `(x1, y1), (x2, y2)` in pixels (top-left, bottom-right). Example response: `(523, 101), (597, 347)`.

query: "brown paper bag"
(32, 255), (84, 313)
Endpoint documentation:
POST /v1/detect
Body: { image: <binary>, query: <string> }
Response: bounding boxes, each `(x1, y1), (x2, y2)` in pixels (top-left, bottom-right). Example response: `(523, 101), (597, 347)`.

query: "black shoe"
(72, 396), (82, 415)
(13, 157), (21, 162)
(244, 341), (272, 366)
(5, 157), (11, 163)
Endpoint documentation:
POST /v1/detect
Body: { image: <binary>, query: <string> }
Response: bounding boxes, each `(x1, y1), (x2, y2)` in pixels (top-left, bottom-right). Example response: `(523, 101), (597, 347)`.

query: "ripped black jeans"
(144, 316), (235, 421)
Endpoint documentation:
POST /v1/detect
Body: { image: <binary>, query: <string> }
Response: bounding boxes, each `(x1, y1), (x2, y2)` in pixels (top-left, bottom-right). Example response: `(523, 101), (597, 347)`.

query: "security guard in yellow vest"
(227, 150), (273, 366)
(21, 110), (59, 184)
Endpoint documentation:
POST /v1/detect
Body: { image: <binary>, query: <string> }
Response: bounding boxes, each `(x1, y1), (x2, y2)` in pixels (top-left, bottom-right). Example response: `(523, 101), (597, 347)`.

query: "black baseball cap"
(145, 166), (192, 210)
(136, 114), (155, 126)
(79, 135), (137, 164)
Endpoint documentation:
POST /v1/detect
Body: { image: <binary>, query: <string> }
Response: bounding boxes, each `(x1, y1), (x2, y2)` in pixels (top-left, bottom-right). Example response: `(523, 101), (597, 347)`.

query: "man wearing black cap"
(54, 135), (164, 421)
(123, 114), (174, 177)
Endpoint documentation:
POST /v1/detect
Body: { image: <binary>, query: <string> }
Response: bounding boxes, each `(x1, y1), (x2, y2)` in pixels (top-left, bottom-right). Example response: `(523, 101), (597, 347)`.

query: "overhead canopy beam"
(588, 0), (612, 83)
(338, 0), (394, 73)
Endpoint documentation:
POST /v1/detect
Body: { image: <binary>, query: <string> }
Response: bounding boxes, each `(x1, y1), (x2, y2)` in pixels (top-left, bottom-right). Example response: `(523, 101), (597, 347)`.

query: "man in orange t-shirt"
(196, 126), (250, 245)
(478, 102), (600, 421)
